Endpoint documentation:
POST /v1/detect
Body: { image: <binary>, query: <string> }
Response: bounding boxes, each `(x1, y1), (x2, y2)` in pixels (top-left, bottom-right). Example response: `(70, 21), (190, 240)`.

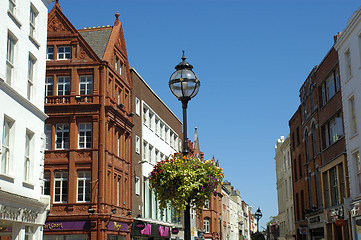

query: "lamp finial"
(181, 50), (186, 62)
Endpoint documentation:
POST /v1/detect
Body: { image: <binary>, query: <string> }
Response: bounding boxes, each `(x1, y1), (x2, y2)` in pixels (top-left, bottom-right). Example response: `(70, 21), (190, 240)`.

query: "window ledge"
(7, 11), (22, 28)
(22, 181), (35, 189)
(29, 35), (40, 49)
(345, 75), (353, 84)
(0, 173), (15, 183)
(350, 132), (359, 141)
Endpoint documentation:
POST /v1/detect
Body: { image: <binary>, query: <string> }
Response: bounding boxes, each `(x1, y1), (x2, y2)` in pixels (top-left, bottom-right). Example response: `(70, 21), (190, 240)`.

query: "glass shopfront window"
(107, 235), (125, 240)
(44, 235), (88, 240)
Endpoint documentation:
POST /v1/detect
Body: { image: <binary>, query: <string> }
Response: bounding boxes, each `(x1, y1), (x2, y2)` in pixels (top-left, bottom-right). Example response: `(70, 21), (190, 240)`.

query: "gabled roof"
(47, 1), (101, 63)
(79, 28), (112, 59)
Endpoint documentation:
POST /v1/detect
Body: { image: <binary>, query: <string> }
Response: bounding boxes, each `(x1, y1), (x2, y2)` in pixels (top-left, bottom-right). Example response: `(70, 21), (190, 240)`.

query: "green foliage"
(149, 153), (224, 213)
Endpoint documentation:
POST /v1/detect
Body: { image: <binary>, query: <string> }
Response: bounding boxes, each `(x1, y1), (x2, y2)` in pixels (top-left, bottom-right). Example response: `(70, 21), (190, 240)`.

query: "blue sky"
(52, 0), (360, 229)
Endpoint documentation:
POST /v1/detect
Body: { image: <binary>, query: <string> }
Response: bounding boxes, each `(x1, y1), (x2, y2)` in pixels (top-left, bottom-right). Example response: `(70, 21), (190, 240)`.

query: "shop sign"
(44, 221), (90, 231)
(308, 215), (321, 224)
(299, 227), (307, 235)
(0, 204), (39, 223)
(172, 227), (179, 234)
(140, 223), (151, 235)
(327, 206), (344, 223)
(107, 221), (129, 231)
(135, 221), (145, 230)
(158, 226), (169, 237)
(335, 219), (346, 227)
(352, 202), (361, 217)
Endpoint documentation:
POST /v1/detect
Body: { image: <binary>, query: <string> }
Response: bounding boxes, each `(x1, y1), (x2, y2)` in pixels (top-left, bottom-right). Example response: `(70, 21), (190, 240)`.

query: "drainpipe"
(98, 63), (106, 240)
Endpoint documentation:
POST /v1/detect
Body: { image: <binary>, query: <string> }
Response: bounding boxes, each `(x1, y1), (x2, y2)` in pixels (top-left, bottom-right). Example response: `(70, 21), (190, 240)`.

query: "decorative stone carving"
(48, 17), (67, 32)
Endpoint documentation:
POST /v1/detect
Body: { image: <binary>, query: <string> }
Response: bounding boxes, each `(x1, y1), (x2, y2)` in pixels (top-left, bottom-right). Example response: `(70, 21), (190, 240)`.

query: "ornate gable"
(47, 2), (101, 63)
(47, 2), (78, 35)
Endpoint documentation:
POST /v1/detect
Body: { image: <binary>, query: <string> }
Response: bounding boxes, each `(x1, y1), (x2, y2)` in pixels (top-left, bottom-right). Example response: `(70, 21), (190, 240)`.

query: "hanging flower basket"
(149, 153), (224, 213)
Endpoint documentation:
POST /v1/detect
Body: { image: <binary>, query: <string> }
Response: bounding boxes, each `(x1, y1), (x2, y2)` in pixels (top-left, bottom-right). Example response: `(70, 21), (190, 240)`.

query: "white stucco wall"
(0, 0), (53, 239)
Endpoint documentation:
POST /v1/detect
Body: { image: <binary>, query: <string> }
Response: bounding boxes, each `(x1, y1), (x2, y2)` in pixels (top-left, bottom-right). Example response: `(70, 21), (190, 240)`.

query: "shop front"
(307, 212), (324, 240)
(325, 206), (349, 239)
(351, 201), (361, 239)
(131, 220), (171, 240)
(43, 219), (130, 240)
(0, 191), (49, 240)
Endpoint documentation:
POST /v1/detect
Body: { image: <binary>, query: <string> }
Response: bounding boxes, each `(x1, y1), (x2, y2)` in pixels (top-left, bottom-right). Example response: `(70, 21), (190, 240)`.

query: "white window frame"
(149, 111), (154, 130)
(135, 98), (140, 116)
(46, 46), (54, 60)
(55, 124), (69, 149)
(349, 96), (357, 135)
(25, 225), (35, 240)
(204, 218), (210, 233)
(57, 76), (70, 95)
(79, 75), (93, 95)
(143, 107), (148, 126)
(27, 55), (36, 100)
(45, 124), (52, 150)
(9, 0), (16, 15)
(6, 33), (16, 85)
(354, 151), (361, 194)
(29, 5), (38, 38)
(160, 122), (164, 140)
(77, 171), (91, 202)
(135, 135), (140, 154)
(143, 141), (148, 161)
(345, 49), (352, 79)
(78, 123), (92, 149)
(57, 46), (71, 60)
(43, 171), (50, 195)
(54, 171), (68, 203)
(45, 76), (54, 97)
(165, 127), (169, 143)
(204, 199), (209, 209)
(135, 176), (140, 196)
(1, 117), (14, 175)
(155, 149), (159, 163)
(24, 130), (33, 182)
(149, 144), (154, 164)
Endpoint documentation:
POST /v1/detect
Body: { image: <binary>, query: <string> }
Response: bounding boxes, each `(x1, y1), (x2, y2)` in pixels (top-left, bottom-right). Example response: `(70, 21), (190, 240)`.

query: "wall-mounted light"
(127, 211), (132, 216)
(127, 112), (134, 117)
(75, 96), (82, 100)
(111, 208), (117, 214)
(118, 103), (124, 108)
(88, 208), (95, 214)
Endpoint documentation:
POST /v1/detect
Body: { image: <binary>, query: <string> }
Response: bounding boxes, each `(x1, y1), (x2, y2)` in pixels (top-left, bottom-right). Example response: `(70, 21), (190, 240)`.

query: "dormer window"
(58, 46), (71, 60)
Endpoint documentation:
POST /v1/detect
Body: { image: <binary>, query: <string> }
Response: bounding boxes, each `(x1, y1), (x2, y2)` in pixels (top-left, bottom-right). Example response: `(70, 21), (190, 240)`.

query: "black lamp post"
(169, 51), (200, 240)
(254, 207), (262, 233)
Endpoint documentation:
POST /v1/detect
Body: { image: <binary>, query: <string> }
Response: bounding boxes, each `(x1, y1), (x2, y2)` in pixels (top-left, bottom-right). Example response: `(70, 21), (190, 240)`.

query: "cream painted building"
(275, 135), (295, 240)
(0, 0), (54, 239)
(334, 6), (361, 239)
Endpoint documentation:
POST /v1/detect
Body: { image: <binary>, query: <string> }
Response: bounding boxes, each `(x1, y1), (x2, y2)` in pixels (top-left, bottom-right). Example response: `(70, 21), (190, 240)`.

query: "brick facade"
(43, 3), (133, 239)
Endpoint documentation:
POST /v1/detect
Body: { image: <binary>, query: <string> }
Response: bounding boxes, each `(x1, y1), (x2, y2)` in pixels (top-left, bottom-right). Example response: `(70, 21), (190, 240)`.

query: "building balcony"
(45, 95), (99, 105)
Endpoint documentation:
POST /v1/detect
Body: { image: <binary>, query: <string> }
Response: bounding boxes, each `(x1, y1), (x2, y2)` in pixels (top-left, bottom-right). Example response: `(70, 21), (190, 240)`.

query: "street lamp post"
(169, 51), (200, 240)
(254, 208), (262, 233)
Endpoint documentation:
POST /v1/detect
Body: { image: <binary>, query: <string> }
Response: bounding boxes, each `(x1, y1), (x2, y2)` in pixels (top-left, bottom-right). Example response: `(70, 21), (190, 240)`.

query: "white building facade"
(334, 7), (361, 240)
(0, 0), (53, 239)
(275, 135), (295, 240)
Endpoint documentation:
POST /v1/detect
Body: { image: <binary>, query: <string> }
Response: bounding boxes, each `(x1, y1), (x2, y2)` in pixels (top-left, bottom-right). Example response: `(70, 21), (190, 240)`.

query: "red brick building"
(315, 47), (350, 239)
(290, 46), (350, 240)
(290, 106), (308, 240)
(43, 2), (133, 239)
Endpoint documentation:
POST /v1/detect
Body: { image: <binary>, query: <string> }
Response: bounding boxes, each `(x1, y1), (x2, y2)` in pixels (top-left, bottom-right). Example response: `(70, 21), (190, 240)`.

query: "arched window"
(204, 217), (210, 233)
(311, 123), (317, 157)
(305, 130), (309, 161)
